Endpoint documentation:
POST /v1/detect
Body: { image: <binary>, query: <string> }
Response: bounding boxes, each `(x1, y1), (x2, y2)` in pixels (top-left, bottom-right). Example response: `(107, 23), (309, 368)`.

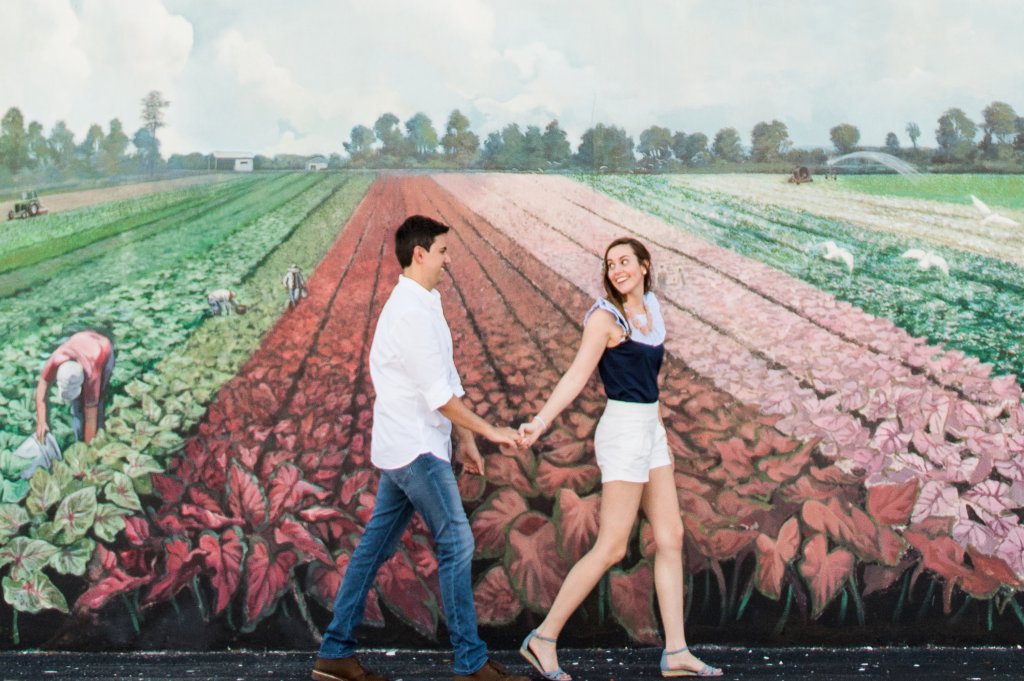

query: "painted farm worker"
(313, 216), (528, 681)
(207, 288), (240, 316)
(35, 330), (115, 444)
(283, 264), (308, 309)
(517, 237), (722, 679)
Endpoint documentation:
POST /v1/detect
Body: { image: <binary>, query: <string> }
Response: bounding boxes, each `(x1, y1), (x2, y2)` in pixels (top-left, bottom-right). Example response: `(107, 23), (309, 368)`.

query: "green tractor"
(8, 190), (48, 220)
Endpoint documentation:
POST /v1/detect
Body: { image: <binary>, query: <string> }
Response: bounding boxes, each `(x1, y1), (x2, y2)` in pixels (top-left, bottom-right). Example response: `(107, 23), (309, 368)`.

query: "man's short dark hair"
(395, 215), (450, 268)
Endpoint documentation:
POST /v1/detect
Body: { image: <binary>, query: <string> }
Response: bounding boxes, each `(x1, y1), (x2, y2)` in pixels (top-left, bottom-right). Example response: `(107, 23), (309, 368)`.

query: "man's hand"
(35, 420), (49, 444)
(456, 437), (485, 476)
(484, 425), (519, 448)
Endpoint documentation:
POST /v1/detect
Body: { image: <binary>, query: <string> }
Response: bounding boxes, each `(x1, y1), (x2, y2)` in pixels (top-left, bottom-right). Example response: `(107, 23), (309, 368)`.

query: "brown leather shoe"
(311, 655), (389, 681)
(454, 658), (531, 681)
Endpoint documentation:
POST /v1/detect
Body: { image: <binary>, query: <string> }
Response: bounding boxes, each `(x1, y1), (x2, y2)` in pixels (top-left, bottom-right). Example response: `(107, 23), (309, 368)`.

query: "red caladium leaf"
(754, 517), (800, 600)
(339, 469), (373, 505)
(710, 437), (755, 481)
(609, 561), (660, 645)
(274, 518), (331, 564)
(905, 532), (971, 584)
(542, 441), (587, 466)
(862, 559), (914, 597)
(227, 463), (269, 528)
(965, 545), (1024, 591)
(188, 486), (227, 514)
(75, 568), (154, 612)
(473, 566), (522, 626)
(123, 517), (150, 546)
(798, 534), (854, 619)
(144, 539), (207, 605)
(756, 438), (815, 483)
(484, 454), (535, 496)
(267, 463), (329, 523)
(867, 480), (919, 526)
(243, 536), (297, 628)
(199, 527), (246, 615)
(505, 512), (569, 612)
(181, 504), (238, 531)
(299, 506), (347, 522)
(307, 554), (385, 627)
(554, 489), (601, 563)
(458, 473), (486, 502)
(151, 474), (184, 504)
(377, 547), (438, 638)
(535, 460), (600, 497)
(471, 488), (529, 559)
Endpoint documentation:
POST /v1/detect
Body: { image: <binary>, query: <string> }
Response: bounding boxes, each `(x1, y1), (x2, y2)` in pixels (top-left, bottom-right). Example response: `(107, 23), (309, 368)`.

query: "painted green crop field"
(837, 173), (1024, 211)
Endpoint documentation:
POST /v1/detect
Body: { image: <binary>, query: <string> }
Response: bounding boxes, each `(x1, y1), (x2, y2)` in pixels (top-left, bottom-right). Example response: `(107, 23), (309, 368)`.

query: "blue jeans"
(70, 348), (115, 441)
(319, 453), (487, 674)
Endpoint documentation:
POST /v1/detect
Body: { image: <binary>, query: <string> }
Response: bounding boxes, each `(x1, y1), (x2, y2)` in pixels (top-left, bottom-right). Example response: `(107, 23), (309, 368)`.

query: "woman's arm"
(519, 311), (618, 446)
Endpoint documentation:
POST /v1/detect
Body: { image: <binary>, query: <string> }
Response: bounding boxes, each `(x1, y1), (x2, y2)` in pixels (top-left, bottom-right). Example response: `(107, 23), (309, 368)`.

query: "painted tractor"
(8, 190), (48, 220)
(787, 166), (813, 184)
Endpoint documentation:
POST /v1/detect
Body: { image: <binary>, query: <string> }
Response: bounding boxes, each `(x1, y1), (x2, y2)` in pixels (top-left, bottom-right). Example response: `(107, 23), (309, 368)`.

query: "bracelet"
(533, 415), (548, 432)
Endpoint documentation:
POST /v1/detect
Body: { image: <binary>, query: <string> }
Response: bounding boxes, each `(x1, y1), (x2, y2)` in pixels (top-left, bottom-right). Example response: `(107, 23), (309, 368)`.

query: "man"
(312, 216), (528, 681)
(207, 288), (240, 316)
(284, 264), (308, 309)
(35, 330), (115, 444)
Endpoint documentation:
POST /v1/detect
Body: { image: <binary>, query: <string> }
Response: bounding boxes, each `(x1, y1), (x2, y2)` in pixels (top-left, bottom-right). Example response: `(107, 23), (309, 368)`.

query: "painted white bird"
(901, 248), (949, 276)
(820, 240), (854, 272)
(970, 195), (1020, 227)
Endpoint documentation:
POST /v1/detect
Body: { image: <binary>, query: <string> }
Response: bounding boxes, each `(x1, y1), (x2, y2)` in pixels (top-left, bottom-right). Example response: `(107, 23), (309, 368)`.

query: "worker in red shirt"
(35, 331), (115, 444)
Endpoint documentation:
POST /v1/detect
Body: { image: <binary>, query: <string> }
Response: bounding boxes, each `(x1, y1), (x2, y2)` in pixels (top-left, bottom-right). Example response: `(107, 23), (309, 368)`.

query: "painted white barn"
(212, 151), (255, 172)
(306, 155), (328, 171)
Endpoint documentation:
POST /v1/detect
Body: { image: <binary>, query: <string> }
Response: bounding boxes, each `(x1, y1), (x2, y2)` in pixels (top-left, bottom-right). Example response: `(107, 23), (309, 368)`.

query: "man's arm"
(83, 405), (99, 443)
(34, 377), (50, 442)
(438, 396), (518, 447)
(453, 424), (484, 475)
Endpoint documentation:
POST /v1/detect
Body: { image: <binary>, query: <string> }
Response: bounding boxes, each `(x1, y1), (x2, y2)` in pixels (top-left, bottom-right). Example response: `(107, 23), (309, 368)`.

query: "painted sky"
(2, 0), (1022, 157)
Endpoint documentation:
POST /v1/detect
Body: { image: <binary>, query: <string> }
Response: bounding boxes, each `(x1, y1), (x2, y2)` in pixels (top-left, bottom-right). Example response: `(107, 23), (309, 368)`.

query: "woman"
(517, 238), (721, 679)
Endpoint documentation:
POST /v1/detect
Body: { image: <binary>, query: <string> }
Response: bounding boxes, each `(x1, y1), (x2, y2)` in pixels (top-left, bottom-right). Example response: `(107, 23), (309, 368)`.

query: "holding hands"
(516, 415), (548, 449)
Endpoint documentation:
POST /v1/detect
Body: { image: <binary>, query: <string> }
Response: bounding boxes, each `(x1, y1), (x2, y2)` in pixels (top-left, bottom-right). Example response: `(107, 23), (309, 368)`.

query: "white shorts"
(593, 399), (672, 483)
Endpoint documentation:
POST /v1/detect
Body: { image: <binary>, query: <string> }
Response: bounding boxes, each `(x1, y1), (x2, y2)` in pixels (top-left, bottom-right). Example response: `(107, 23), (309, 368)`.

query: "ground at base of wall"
(0, 646), (1020, 680)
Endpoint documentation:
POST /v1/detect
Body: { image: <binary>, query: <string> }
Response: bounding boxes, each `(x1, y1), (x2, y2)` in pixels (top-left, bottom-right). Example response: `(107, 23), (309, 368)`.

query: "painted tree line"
(2, 95), (1022, 183)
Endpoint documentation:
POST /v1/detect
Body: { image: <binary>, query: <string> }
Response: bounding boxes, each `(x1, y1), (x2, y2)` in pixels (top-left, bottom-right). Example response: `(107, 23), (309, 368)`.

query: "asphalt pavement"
(0, 646), (1020, 681)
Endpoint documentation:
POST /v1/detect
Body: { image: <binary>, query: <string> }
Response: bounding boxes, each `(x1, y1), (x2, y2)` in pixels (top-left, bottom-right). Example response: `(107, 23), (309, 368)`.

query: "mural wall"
(2, 0), (1024, 654)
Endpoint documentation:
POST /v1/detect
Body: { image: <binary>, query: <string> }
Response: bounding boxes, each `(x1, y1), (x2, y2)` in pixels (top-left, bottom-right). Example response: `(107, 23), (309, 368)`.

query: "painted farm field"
(2, 172), (1023, 650)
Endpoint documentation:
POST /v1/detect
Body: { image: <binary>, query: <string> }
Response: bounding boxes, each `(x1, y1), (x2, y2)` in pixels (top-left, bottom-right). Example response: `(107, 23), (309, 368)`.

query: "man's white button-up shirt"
(369, 275), (465, 469)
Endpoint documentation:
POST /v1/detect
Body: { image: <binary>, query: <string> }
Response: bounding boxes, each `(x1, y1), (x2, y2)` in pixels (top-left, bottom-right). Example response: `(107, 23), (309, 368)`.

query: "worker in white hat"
(35, 331), (115, 443)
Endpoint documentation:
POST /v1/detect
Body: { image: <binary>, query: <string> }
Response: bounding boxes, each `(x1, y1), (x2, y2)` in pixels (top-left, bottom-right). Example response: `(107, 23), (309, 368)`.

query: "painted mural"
(2, 0), (1024, 654)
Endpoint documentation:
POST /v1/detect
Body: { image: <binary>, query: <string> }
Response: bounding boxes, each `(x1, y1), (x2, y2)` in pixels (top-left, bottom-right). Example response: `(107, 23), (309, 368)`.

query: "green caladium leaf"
(85, 465), (115, 487)
(150, 431), (183, 451)
(3, 572), (69, 614)
(33, 521), (60, 544)
(0, 478), (29, 504)
(49, 536), (95, 575)
(92, 504), (127, 543)
(129, 432), (152, 451)
(142, 394), (162, 423)
(25, 470), (62, 516)
(158, 413), (182, 431)
(0, 537), (59, 581)
(98, 442), (135, 467)
(123, 453), (162, 480)
(52, 487), (98, 543)
(0, 503), (30, 543)
(62, 442), (92, 478)
(104, 472), (141, 512)
(103, 417), (131, 437)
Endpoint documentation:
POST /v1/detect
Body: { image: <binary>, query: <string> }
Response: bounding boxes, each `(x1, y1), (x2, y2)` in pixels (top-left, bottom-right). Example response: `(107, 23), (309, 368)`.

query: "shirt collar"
(397, 274), (442, 309)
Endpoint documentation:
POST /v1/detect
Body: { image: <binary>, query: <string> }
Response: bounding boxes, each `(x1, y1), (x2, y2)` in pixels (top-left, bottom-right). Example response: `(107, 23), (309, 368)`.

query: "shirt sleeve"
(393, 309), (457, 411)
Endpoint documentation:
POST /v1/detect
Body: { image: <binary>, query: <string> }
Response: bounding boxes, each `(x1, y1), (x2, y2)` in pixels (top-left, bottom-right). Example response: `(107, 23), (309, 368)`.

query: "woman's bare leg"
(642, 464), (713, 674)
(526, 480), (645, 676)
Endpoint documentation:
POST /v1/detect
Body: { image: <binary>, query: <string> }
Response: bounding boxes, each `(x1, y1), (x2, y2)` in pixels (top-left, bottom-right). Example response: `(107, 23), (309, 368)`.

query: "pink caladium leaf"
(912, 481), (960, 524)
(798, 534), (853, 619)
(873, 420), (911, 455)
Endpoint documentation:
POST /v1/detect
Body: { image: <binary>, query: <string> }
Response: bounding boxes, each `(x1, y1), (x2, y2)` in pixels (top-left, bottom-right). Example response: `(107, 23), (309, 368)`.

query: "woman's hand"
(517, 417), (546, 448)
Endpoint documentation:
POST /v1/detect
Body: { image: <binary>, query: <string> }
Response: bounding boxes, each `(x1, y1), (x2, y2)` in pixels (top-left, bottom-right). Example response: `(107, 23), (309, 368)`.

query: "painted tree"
(99, 118), (130, 175)
(542, 120), (571, 165)
(711, 127), (742, 162)
(522, 125), (546, 170)
(577, 123), (635, 171)
(905, 122), (920, 149)
(750, 120), (791, 162)
(935, 108), (976, 162)
(140, 91), (169, 165)
(637, 125), (673, 163)
(0, 107), (28, 173)
(829, 123), (860, 154)
(980, 101), (1017, 159)
(440, 109), (479, 164)
(343, 125), (377, 162)
(48, 121), (77, 169)
(405, 112), (438, 158)
(26, 121), (48, 169)
(79, 124), (105, 168)
(885, 132), (900, 154)
(373, 113), (406, 159)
